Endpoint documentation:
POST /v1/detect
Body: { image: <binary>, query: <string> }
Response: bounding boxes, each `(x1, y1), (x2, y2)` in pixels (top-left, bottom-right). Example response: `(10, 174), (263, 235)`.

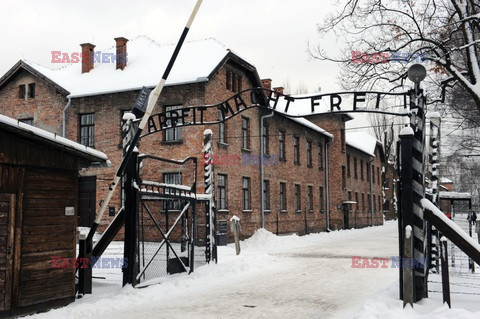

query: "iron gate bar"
(136, 201), (191, 280)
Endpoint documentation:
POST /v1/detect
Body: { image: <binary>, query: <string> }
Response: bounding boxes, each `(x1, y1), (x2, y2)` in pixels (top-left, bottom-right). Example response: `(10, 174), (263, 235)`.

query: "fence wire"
(428, 211), (480, 297)
(135, 200), (207, 287)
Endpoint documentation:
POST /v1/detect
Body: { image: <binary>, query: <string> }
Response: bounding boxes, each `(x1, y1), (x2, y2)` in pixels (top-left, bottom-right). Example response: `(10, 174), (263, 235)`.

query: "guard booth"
(0, 115), (107, 317)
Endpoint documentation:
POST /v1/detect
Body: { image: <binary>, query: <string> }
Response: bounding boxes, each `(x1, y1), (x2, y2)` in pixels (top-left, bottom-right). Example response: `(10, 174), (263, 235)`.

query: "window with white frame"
(164, 105), (182, 142)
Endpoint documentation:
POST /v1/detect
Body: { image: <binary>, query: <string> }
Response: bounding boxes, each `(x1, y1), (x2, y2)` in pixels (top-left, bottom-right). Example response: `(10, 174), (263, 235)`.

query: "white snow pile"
(439, 191), (471, 199)
(27, 222), (480, 319)
(357, 282), (480, 318)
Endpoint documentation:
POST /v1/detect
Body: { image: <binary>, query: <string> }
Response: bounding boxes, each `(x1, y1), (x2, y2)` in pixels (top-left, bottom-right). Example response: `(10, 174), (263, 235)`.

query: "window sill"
(280, 210), (288, 213)
(162, 140), (183, 145)
(295, 210), (302, 214)
(308, 210), (314, 213)
(241, 148), (251, 153)
(242, 209), (252, 213)
(264, 210), (271, 213)
(279, 158), (286, 163)
(217, 142), (229, 149)
(307, 164), (313, 168)
(294, 162), (301, 166)
(217, 209), (230, 213)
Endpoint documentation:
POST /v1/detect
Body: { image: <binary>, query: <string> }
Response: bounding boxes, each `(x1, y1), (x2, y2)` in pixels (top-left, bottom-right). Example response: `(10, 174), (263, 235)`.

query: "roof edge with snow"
(0, 114), (108, 164)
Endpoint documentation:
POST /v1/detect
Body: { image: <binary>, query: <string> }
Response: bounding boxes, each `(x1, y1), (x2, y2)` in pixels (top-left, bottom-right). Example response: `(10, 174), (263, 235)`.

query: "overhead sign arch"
(142, 87), (411, 138)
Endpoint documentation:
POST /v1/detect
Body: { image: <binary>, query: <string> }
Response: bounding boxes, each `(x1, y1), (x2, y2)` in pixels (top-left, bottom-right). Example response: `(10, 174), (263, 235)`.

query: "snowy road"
(33, 222), (400, 319)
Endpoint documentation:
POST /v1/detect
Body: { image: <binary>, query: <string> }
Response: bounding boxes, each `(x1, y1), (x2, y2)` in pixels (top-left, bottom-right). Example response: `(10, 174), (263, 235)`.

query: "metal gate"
(132, 155), (206, 287)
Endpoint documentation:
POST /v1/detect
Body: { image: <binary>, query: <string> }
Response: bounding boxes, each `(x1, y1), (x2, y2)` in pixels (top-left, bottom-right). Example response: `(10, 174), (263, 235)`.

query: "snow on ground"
(27, 221), (480, 318)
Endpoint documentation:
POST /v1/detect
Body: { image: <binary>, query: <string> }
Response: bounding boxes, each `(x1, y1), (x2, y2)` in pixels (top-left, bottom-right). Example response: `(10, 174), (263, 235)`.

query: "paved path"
(34, 222), (399, 319)
(115, 223), (399, 319)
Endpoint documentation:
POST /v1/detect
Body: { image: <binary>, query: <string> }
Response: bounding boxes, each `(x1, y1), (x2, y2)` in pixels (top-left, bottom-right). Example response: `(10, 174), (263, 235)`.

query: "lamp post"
(406, 63), (428, 301)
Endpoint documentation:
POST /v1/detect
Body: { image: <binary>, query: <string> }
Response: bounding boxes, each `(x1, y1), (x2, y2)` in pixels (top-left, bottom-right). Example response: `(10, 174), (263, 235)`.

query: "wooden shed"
(0, 115), (107, 316)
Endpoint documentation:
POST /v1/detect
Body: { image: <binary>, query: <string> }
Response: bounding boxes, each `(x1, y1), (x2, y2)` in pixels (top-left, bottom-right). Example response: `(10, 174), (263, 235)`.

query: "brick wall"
(0, 70), (66, 134)
(0, 58), (387, 242)
(345, 145), (384, 228)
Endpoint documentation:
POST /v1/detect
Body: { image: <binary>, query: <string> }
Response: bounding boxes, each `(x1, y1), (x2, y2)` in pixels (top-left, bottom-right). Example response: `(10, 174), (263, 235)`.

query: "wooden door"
(78, 177), (96, 227)
(0, 193), (15, 311)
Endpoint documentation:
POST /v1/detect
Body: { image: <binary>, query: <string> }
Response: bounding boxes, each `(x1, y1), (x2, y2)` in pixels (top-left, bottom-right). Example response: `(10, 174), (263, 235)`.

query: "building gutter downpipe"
(325, 138), (332, 231)
(62, 97), (72, 137)
(369, 157), (374, 226)
(260, 110), (274, 229)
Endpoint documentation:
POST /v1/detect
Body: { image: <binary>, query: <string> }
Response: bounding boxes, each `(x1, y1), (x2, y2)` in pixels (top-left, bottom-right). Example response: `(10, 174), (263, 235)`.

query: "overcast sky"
(0, 0), (375, 127)
(0, 0), (344, 92)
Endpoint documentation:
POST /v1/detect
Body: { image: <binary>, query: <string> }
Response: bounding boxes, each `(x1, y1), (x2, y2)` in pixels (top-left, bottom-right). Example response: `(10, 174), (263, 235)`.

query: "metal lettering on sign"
(143, 88), (411, 138)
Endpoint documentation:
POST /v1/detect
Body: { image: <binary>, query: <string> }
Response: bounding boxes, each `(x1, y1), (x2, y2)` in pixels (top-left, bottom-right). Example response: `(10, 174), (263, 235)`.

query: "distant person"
(468, 211), (477, 224)
(445, 212), (452, 220)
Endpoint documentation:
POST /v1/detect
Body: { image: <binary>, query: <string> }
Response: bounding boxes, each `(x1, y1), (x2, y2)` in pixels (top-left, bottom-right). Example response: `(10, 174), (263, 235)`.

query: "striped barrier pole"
(409, 81), (427, 301)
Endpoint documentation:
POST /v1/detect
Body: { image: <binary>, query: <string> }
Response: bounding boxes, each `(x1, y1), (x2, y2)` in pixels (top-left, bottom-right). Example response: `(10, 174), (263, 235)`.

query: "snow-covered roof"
(20, 36), (231, 98)
(346, 131), (380, 157)
(439, 184), (449, 191)
(0, 114), (108, 162)
(439, 191), (471, 200)
(440, 177), (453, 183)
(272, 110), (333, 139)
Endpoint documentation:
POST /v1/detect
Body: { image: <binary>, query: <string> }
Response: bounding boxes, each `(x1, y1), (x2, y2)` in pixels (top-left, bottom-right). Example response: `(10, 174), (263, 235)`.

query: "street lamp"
(408, 64), (427, 94)
(407, 64), (427, 84)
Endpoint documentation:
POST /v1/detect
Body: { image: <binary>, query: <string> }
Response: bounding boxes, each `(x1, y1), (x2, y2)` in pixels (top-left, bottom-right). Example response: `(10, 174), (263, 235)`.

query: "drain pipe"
(260, 110), (274, 229)
(325, 138), (332, 231)
(62, 97), (72, 137)
(369, 158), (374, 226)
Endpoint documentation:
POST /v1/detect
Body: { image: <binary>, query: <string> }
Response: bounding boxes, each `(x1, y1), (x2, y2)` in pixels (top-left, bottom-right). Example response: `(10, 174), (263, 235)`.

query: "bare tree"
(309, 0), (480, 110)
(368, 112), (399, 164)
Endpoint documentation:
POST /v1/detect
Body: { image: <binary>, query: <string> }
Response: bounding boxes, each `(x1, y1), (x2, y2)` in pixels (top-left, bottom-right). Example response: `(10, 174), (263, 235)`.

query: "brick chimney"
(80, 43), (95, 74)
(261, 78), (272, 91)
(273, 86), (284, 96)
(114, 37), (128, 70)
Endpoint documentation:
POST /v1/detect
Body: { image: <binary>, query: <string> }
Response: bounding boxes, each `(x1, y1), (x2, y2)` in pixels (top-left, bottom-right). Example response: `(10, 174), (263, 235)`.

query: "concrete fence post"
(230, 216), (241, 255)
(403, 225), (414, 308)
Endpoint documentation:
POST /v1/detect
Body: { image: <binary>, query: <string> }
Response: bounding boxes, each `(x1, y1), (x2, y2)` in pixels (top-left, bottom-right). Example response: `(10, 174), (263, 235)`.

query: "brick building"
(383, 163), (398, 220)
(0, 35), (385, 239)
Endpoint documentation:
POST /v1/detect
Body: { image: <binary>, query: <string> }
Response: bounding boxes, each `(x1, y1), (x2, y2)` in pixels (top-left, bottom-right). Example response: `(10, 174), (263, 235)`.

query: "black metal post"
(78, 235), (92, 295)
(440, 238), (451, 308)
(399, 129), (414, 301)
(397, 140), (403, 300)
(123, 151), (138, 286)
